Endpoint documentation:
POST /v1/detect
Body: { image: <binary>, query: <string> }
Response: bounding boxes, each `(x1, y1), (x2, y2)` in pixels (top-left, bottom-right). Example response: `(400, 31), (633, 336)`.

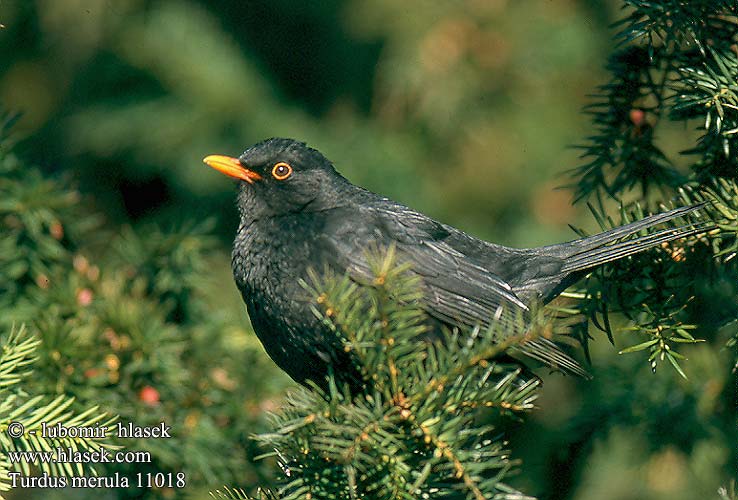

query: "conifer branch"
(0, 325), (118, 495)
(254, 250), (543, 499)
(563, 2), (738, 376)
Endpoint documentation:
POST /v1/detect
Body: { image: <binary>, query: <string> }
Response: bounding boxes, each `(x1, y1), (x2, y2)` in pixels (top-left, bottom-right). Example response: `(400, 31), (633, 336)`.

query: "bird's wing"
(316, 203), (588, 377)
(319, 203), (528, 327)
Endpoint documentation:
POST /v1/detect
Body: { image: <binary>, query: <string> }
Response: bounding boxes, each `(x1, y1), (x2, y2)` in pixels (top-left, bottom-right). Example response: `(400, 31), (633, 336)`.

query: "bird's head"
(204, 138), (349, 220)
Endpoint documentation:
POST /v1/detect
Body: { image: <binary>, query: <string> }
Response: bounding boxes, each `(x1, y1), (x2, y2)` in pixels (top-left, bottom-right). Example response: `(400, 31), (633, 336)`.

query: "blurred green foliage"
(0, 1), (735, 499)
(0, 144), (288, 499)
(0, 0), (617, 244)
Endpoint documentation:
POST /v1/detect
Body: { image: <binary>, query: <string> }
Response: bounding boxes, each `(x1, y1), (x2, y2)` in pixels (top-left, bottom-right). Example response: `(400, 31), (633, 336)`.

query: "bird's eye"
(272, 162), (293, 180)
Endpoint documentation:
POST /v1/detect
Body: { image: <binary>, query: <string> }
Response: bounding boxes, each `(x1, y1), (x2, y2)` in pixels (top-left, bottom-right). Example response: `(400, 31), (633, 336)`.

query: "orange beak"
(203, 155), (262, 184)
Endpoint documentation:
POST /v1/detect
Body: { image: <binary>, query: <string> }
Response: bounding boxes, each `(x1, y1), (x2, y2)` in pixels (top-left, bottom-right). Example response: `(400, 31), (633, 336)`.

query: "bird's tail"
(556, 203), (709, 274)
(515, 203), (709, 379)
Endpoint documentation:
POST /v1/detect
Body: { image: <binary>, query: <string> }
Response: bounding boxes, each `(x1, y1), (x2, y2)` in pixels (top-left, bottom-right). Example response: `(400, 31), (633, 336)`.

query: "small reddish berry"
(139, 385), (160, 406)
(49, 221), (64, 240)
(629, 108), (646, 127)
(36, 274), (50, 289)
(77, 288), (93, 306)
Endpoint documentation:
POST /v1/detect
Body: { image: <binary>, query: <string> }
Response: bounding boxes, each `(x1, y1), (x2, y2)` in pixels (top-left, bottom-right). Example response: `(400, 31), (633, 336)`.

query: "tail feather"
(517, 203), (709, 378)
(561, 223), (711, 273)
(560, 203), (707, 253)
(556, 203), (708, 274)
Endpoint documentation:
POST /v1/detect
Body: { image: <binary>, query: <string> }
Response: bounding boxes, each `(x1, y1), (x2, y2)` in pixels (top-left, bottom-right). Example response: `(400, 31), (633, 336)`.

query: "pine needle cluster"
(0, 325), (117, 496)
(561, 1), (738, 375)
(253, 248), (543, 499)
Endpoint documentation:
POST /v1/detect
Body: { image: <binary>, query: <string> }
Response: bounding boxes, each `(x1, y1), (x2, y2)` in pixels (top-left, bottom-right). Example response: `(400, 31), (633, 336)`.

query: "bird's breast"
(232, 214), (336, 332)
(231, 214), (354, 386)
(233, 220), (313, 300)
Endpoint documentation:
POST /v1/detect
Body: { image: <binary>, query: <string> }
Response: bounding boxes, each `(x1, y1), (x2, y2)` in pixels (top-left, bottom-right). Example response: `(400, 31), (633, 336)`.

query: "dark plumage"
(204, 138), (703, 391)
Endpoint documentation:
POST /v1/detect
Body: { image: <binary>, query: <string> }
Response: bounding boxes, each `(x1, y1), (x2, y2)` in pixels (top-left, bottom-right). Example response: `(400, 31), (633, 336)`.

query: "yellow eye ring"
(272, 162), (293, 180)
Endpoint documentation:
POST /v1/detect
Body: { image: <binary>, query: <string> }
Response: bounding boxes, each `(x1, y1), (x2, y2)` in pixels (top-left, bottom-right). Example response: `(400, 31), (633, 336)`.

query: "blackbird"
(204, 138), (703, 391)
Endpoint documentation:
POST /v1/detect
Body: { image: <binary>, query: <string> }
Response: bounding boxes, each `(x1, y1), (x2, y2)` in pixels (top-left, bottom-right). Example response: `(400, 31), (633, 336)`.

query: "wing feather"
(315, 203), (586, 376)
